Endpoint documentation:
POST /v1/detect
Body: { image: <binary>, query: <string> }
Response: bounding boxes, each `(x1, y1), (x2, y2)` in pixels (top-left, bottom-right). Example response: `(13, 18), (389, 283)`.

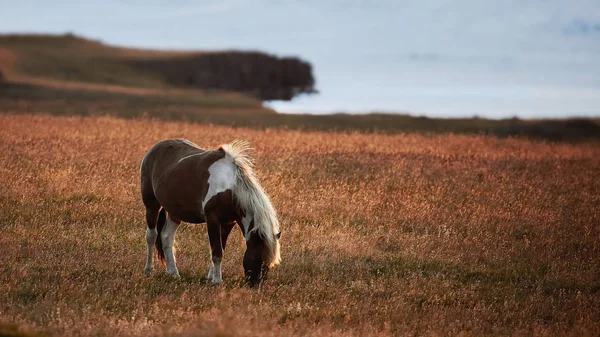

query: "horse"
(140, 139), (281, 287)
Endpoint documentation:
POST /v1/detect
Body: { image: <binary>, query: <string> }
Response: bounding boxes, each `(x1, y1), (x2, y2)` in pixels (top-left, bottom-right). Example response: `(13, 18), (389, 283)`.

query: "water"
(2, 0), (600, 118)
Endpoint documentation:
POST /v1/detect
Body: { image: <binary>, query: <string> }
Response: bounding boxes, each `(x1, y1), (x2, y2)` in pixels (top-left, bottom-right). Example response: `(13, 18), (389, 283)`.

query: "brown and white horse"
(140, 139), (281, 287)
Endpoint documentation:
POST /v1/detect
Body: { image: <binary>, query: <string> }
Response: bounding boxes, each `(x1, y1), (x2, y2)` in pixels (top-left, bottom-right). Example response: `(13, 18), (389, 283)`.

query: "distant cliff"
(132, 52), (316, 101)
(0, 34), (317, 102)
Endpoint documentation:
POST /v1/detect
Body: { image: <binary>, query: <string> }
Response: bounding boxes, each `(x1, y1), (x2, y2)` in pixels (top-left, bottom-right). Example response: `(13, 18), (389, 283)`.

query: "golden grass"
(1, 114), (599, 336)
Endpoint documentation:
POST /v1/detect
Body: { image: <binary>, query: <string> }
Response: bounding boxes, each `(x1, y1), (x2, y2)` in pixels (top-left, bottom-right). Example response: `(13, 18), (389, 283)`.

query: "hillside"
(0, 33), (315, 101)
(0, 34), (276, 115)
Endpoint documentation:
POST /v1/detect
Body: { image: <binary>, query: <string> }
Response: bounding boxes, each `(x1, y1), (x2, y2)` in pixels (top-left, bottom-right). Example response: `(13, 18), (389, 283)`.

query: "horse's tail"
(220, 140), (281, 268)
(155, 208), (167, 264)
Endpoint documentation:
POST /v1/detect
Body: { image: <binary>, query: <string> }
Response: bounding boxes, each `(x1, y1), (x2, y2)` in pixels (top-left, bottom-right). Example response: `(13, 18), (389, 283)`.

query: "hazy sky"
(1, 0), (600, 118)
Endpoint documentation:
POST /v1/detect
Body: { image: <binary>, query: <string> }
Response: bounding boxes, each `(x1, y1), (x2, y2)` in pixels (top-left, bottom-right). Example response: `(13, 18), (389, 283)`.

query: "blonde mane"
(220, 140), (281, 267)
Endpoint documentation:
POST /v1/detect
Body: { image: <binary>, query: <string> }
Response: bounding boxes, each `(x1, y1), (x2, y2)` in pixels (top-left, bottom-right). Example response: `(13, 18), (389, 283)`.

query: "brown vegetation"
(132, 51), (315, 101)
(1, 113), (599, 336)
(1, 81), (599, 142)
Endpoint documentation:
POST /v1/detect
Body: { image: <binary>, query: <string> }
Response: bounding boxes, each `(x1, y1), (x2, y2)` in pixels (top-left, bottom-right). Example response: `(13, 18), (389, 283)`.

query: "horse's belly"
(158, 197), (206, 224)
(169, 207), (206, 224)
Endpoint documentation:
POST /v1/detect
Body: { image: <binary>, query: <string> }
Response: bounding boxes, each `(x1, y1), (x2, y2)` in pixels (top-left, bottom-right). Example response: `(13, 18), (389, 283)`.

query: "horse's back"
(141, 139), (203, 170)
(140, 139), (226, 223)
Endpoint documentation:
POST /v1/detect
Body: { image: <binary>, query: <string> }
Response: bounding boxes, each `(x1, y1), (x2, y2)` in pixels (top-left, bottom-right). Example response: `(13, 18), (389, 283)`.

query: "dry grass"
(1, 114), (599, 336)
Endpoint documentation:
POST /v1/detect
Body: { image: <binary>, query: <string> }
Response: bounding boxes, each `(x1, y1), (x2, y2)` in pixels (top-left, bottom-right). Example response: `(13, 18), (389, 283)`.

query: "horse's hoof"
(205, 276), (222, 285)
(144, 268), (152, 276)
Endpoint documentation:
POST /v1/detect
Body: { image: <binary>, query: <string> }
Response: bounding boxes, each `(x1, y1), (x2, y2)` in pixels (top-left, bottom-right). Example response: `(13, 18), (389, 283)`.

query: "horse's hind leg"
(161, 215), (181, 277)
(144, 207), (162, 275)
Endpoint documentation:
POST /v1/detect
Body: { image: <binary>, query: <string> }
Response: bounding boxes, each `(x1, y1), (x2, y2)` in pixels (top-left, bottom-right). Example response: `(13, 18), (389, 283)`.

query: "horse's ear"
(274, 232), (281, 240)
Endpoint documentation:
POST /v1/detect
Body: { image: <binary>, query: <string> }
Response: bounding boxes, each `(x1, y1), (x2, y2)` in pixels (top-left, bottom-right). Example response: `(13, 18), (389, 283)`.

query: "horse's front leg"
(206, 212), (223, 284)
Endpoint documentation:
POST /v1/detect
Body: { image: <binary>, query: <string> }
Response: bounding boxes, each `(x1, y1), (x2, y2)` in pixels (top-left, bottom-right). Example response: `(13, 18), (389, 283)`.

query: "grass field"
(1, 32), (599, 337)
(1, 113), (599, 336)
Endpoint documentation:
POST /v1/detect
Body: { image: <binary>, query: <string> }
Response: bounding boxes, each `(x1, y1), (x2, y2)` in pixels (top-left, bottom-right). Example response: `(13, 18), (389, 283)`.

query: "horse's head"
(244, 230), (281, 288)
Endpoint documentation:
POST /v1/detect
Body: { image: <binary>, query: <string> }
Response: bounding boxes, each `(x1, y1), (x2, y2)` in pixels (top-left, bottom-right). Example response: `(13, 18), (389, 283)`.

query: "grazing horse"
(140, 139), (281, 287)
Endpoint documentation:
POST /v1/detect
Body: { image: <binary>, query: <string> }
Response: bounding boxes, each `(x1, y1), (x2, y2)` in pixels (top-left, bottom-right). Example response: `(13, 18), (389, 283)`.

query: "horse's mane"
(219, 140), (281, 268)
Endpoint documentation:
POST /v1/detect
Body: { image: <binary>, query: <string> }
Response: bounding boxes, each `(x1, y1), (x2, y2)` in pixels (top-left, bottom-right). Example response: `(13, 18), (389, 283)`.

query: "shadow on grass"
(0, 323), (46, 337)
(275, 251), (599, 298)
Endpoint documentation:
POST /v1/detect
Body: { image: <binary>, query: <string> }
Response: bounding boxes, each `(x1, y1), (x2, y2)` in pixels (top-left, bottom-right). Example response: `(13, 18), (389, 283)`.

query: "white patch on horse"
(206, 263), (214, 280)
(208, 257), (223, 284)
(202, 156), (236, 209)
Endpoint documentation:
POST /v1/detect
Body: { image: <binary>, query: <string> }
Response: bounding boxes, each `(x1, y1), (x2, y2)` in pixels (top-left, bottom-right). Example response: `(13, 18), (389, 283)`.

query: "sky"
(1, 0), (600, 118)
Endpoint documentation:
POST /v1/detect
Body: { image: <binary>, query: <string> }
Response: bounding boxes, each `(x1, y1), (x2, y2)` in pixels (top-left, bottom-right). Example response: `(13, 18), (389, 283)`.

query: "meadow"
(1, 113), (599, 336)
